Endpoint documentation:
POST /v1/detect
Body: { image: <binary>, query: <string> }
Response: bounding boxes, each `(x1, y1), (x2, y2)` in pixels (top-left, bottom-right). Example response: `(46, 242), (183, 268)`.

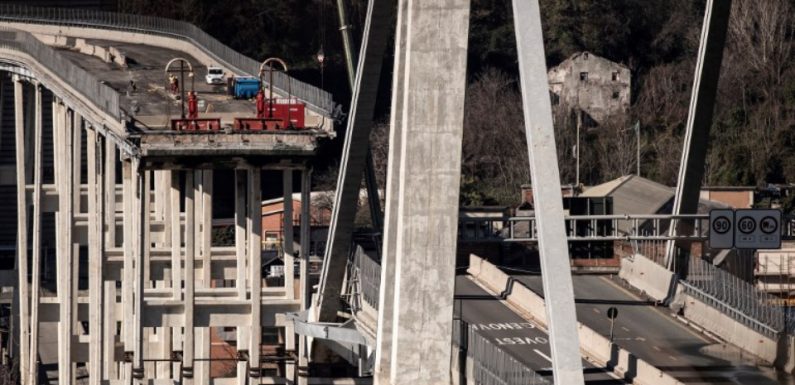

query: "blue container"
(233, 76), (261, 99)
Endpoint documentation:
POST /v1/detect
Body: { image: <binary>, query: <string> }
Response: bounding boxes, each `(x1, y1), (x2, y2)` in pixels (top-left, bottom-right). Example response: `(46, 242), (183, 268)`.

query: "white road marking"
(534, 349), (553, 363)
(653, 346), (661, 352)
(593, 308), (601, 314)
(668, 355), (678, 361)
(621, 326), (630, 332)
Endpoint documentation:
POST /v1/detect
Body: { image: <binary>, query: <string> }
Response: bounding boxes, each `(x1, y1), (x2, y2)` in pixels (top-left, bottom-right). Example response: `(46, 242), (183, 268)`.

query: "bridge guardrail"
(453, 319), (551, 385)
(682, 256), (784, 337)
(0, 28), (120, 120)
(0, 4), (333, 115)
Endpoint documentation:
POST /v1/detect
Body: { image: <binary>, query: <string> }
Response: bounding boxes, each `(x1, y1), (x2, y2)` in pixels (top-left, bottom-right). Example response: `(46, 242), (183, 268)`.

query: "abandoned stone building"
(548, 51), (631, 125)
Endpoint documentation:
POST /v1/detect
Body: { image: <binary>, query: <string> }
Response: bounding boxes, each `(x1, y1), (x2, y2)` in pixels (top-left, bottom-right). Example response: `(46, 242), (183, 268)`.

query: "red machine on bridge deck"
(233, 90), (306, 131)
(171, 91), (222, 131)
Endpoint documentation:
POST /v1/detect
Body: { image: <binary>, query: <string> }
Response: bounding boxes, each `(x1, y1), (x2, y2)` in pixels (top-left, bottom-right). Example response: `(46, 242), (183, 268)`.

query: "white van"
(205, 66), (225, 85)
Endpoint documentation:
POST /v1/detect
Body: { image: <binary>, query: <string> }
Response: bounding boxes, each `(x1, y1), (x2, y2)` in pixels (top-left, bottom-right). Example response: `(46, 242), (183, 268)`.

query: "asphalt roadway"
(515, 274), (794, 384)
(455, 275), (627, 384)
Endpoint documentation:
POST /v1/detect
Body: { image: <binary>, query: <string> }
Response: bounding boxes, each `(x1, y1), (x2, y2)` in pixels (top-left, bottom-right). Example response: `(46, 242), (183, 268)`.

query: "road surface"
(515, 274), (793, 384)
(455, 275), (626, 384)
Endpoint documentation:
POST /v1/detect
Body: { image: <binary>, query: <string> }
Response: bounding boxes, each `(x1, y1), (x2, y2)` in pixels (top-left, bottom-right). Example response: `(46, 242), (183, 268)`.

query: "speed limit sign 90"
(709, 209), (734, 249)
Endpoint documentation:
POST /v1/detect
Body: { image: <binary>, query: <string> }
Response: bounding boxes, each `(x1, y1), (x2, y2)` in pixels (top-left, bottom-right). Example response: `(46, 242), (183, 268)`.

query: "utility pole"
(636, 121), (641, 177)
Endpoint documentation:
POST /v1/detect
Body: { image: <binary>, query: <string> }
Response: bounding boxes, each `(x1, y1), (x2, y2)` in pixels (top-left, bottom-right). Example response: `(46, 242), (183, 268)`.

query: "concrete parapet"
(108, 46), (128, 67)
(619, 254), (674, 302)
(679, 291), (778, 364)
(468, 254), (685, 385)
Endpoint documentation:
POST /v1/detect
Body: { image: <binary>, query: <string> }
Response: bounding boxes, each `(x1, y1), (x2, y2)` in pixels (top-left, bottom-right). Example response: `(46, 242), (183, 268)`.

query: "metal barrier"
(460, 213), (795, 243)
(682, 256), (784, 337)
(0, 4), (333, 115)
(0, 28), (120, 119)
(453, 320), (551, 385)
(348, 243), (382, 311)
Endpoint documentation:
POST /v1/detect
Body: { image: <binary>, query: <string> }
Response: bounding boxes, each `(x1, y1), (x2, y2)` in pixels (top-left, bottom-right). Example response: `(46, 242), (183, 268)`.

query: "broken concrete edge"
(467, 254), (685, 385)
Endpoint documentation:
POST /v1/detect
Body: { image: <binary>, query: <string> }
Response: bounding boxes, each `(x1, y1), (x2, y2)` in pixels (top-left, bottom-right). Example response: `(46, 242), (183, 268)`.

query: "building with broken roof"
(548, 51), (631, 125)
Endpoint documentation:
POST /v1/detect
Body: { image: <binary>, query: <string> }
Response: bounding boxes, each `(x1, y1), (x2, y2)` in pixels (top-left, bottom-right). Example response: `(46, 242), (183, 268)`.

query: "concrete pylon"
(666, 0), (732, 269)
(377, 0), (471, 383)
(512, 0), (585, 383)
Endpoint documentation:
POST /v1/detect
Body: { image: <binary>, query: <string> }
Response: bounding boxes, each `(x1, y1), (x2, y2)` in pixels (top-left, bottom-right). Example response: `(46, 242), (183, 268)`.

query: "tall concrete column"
(297, 168), (311, 385)
(284, 170), (295, 299)
(121, 159), (134, 383)
(235, 170), (247, 300)
(385, 1), (470, 383)
(13, 76), (29, 385)
(248, 168), (262, 382)
(512, 0), (585, 383)
(103, 280), (117, 380)
(131, 158), (146, 384)
(171, 171), (182, 300)
(28, 83), (42, 385)
(87, 127), (105, 385)
(666, 0), (732, 269)
(317, 0), (395, 321)
(72, 113), (81, 214)
(55, 101), (74, 385)
(194, 170), (212, 384)
(105, 138), (117, 248)
(183, 172), (196, 384)
(234, 170), (249, 385)
(374, 0), (408, 380)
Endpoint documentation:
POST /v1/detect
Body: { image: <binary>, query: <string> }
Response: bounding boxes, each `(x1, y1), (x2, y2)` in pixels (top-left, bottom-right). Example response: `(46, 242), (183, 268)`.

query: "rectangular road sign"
(709, 209), (734, 249)
(734, 209), (782, 250)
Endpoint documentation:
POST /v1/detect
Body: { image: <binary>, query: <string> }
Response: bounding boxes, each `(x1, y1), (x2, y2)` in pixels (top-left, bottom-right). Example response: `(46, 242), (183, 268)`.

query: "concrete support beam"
(105, 138), (117, 248)
(298, 168), (311, 385)
(133, 162), (147, 384)
(56, 101), (74, 385)
(28, 83), (41, 385)
(87, 126), (105, 385)
(248, 168), (262, 381)
(667, 0), (732, 269)
(183, 172), (196, 384)
(317, 0), (395, 322)
(171, 171), (182, 300)
(374, 0), (408, 380)
(384, 1), (470, 383)
(13, 76), (30, 385)
(121, 159), (134, 382)
(195, 170), (212, 384)
(512, 0), (584, 383)
(103, 280), (117, 380)
(235, 170), (247, 301)
(284, 170), (295, 300)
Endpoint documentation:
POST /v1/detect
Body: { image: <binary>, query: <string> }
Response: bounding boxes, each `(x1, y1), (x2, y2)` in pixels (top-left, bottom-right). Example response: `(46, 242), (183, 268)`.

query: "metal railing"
(0, 28), (120, 119)
(460, 213), (795, 243)
(682, 256), (785, 337)
(460, 214), (710, 242)
(453, 320), (551, 385)
(0, 4), (333, 115)
(348, 244), (381, 311)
